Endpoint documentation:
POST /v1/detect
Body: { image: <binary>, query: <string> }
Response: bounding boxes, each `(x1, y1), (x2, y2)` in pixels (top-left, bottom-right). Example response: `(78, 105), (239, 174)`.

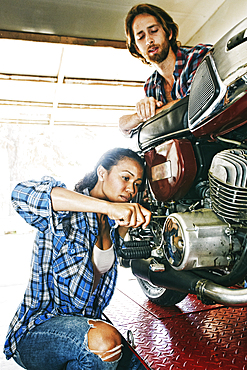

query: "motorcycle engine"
(163, 149), (247, 270)
(209, 149), (247, 224)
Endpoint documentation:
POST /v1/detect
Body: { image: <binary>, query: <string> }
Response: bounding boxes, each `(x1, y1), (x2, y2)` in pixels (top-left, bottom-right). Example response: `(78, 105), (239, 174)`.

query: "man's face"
(132, 13), (171, 64)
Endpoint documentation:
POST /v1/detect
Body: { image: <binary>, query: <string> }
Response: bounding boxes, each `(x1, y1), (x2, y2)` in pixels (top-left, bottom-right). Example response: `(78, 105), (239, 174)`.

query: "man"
(119, 4), (211, 136)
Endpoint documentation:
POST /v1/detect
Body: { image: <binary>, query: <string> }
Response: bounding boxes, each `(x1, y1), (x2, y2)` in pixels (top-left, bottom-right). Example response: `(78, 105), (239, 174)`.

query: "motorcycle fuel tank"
(144, 138), (197, 202)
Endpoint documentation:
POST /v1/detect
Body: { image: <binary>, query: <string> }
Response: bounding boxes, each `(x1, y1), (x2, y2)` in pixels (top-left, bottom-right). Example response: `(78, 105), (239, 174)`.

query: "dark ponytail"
(74, 147), (145, 193)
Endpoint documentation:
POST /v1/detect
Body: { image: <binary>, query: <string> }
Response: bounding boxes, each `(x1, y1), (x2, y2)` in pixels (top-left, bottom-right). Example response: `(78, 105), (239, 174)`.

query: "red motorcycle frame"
(117, 17), (247, 307)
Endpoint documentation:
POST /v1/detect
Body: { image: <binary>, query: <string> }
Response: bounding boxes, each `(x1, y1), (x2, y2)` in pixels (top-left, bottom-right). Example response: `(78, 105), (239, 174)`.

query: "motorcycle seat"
(130, 96), (190, 151)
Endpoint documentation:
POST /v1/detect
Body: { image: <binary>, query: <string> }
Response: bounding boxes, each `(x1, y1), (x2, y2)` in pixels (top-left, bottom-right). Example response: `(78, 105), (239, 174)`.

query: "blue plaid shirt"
(4, 176), (121, 359)
(144, 44), (212, 103)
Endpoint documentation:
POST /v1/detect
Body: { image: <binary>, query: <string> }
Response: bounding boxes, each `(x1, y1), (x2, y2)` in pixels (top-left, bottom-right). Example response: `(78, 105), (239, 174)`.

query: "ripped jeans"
(13, 316), (146, 370)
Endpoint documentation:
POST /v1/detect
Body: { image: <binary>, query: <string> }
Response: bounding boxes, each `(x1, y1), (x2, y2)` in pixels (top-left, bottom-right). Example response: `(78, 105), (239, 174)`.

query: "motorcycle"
(116, 17), (247, 307)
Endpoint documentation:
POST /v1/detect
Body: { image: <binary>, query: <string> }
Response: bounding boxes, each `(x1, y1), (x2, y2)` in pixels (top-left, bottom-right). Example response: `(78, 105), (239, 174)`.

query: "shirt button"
(70, 248), (75, 254)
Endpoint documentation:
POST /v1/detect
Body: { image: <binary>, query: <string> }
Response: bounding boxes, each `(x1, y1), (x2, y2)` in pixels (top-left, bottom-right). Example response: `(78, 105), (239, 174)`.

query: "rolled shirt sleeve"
(11, 176), (68, 233)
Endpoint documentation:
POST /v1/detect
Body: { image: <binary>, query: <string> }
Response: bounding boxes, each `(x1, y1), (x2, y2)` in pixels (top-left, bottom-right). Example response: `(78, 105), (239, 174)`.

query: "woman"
(4, 147), (151, 370)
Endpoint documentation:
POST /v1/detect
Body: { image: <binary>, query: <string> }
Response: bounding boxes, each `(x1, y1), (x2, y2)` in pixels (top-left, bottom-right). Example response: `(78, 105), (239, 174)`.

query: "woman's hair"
(125, 3), (179, 64)
(74, 147), (145, 193)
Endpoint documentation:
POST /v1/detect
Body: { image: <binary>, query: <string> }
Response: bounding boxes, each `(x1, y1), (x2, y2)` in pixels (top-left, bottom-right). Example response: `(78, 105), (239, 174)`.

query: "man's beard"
(146, 42), (170, 64)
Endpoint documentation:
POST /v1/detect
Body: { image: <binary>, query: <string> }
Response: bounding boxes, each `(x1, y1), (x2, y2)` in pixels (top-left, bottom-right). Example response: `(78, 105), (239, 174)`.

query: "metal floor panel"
(104, 268), (247, 370)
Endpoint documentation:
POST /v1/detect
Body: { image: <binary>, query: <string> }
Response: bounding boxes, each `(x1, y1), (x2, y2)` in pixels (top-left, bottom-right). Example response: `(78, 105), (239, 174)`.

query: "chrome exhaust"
(131, 259), (247, 307)
(196, 279), (247, 306)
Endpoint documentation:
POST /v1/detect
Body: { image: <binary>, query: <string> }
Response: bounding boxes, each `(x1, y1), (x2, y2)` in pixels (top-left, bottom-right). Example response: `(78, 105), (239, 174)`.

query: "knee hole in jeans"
(87, 320), (122, 362)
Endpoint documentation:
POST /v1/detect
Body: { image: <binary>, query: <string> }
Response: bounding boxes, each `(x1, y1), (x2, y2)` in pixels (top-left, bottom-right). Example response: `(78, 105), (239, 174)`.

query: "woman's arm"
(51, 187), (151, 229)
(11, 177), (67, 231)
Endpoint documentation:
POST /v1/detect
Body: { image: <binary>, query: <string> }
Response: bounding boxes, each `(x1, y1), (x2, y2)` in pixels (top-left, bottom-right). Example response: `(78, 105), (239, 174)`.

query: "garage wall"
(187, 0), (247, 45)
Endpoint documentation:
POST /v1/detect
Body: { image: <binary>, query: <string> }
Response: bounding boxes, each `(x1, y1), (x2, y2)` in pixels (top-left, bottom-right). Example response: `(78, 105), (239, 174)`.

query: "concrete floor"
(0, 233), (34, 370)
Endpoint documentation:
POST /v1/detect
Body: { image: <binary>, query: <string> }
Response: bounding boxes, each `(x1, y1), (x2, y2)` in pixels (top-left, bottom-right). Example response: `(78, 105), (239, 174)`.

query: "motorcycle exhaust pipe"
(196, 280), (247, 306)
(131, 258), (247, 306)
(131, 258), (200, 295)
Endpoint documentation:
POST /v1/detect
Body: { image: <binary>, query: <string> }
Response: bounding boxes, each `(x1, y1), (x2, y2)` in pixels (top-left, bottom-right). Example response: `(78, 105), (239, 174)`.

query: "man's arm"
(119, 97), (179, 136)
(119, 112), (142, 136)
(119, 96), (164, 136)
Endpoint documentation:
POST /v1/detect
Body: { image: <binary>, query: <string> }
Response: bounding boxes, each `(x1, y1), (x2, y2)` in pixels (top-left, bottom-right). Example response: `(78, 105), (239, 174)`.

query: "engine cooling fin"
(209, 149), (247, 223)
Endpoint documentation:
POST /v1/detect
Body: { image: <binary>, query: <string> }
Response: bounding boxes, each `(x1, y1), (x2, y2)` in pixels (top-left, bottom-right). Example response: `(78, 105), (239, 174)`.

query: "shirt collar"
(149, 46), (187, 86)
(173, 47), (189, 77)
(151, 70), (163, 87)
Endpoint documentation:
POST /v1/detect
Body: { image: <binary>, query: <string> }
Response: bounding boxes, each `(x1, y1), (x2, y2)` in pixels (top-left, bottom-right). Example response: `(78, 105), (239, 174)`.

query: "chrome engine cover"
(163, 208), (241, 271)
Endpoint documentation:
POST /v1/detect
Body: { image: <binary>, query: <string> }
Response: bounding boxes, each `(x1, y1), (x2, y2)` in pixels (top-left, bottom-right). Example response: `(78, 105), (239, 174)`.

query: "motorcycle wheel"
(136, 277), (187, 306)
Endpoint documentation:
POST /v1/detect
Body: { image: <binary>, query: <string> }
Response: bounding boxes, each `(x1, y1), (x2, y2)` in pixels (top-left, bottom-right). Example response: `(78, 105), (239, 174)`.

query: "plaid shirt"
(4, 176), (121, 359)
(144, 44), (212, 103)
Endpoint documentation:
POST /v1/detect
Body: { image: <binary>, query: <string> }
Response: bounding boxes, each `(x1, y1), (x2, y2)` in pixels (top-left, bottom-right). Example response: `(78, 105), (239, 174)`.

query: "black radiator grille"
(188, 56), (220, 126)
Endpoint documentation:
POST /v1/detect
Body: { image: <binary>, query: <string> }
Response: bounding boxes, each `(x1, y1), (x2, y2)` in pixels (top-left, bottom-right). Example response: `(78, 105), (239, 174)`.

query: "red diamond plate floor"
(104, 267), (247, 370)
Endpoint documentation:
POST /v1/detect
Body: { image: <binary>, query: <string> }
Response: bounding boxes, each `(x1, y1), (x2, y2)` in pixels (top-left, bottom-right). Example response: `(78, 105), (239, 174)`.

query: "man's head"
(125, 3), (179, 64)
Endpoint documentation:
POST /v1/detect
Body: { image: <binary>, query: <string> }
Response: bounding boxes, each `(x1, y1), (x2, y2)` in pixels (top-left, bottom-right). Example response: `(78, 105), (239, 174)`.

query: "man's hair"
(125, 3), (179, 64)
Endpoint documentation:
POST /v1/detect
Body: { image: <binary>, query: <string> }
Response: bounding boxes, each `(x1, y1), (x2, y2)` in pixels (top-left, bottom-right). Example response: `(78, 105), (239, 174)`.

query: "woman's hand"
(107, 202), (151, 229)
(51, 187), (151, 229)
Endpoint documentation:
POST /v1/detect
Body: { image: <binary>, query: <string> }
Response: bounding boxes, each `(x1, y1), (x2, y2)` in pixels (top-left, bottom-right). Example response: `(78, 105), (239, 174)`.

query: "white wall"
(187, 0), (247, 45)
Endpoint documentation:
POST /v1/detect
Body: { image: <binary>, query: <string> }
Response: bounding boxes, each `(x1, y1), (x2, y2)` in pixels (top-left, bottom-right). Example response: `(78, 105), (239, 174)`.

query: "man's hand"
(118, 97), (164, 136)
(136, 96), (164, 122)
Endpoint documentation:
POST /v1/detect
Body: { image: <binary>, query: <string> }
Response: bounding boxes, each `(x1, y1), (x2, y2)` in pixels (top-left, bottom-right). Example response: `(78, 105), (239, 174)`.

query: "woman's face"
(99, 158), (144, 203)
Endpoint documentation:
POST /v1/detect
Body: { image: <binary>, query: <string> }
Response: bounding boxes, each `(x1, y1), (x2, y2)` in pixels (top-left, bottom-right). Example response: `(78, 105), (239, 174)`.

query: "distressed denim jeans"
(13, 316), (146, 370)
